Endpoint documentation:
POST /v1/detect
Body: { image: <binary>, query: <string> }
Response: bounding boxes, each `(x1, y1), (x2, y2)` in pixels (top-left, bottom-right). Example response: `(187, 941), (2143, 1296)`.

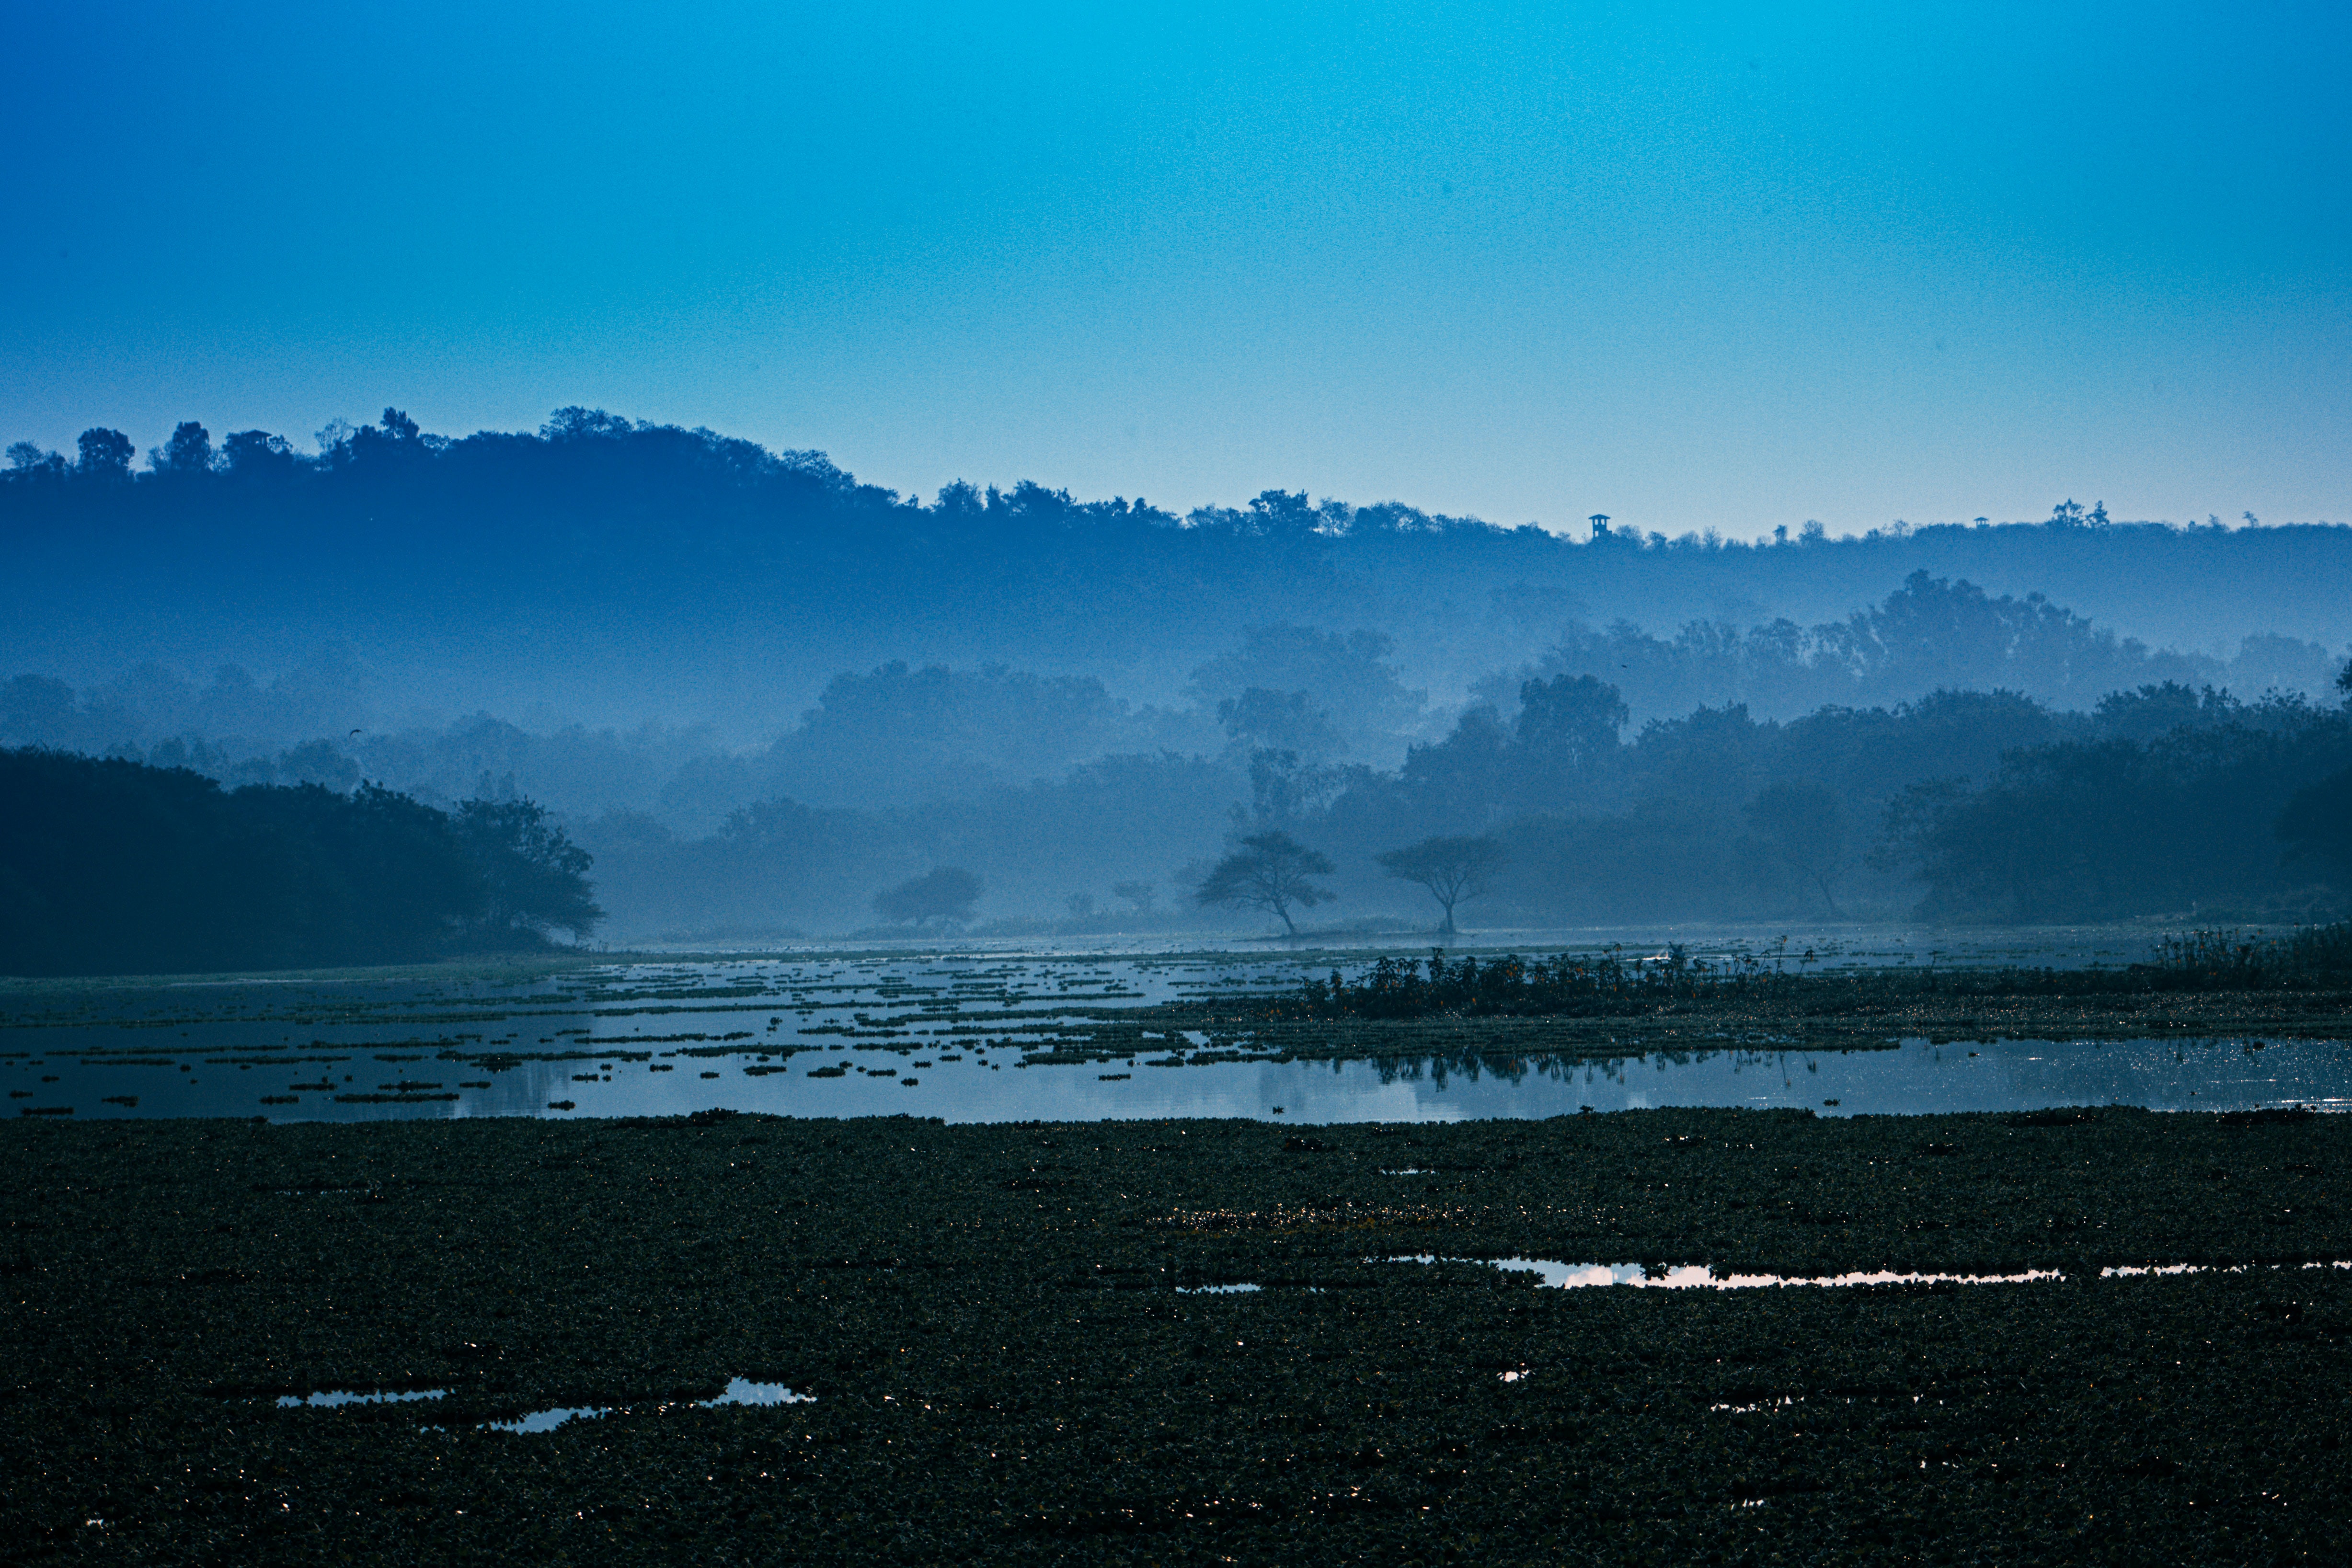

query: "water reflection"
(11, 953), (2347, 1123)
(24, 1033), (2352, 1122)
(486, 1405), (605, 1434)
(486, 1379), (814, 1434)
(1386, 1256), (2352, 1289)
(1385, 1256), (2065, 1288)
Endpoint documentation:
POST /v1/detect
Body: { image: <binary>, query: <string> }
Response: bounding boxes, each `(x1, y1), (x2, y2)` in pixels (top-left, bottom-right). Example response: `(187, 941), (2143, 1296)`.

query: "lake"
(7, 945), (2347, 1123)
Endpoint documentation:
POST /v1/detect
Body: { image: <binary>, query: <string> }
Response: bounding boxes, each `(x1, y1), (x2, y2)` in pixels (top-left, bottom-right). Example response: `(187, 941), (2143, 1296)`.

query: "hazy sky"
(6, 0), (2347, 532)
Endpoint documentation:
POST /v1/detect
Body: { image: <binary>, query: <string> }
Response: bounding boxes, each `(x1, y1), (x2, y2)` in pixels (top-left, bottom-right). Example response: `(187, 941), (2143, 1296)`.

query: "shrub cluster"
(0, 748), (599, 976)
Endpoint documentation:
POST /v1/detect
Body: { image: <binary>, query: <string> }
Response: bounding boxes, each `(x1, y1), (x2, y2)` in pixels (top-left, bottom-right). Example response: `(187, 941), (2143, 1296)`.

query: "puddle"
(702, 1377), (815, 1407)
(275, 1388), (447, 1408)
(488, 1377), (815, 1433)
(1386, 1256), (2352, 1289)
(487, 1405), (607, 1433)
(2103, 1260), (2352, 1279)
(1393, 1255), (2059, 1289)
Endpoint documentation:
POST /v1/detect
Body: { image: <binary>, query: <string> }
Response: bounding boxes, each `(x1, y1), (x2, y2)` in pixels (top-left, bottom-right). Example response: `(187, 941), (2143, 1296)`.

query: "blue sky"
(5, 0), (2346, 532)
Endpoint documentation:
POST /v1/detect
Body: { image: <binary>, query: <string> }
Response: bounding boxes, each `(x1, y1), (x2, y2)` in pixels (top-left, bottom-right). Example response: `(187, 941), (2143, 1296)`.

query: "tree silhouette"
(1193, 831), (1335, 935)
(154, 422), (213, 475)
(450, 796), (603, 941)
(1514, 674), (1627, 775)
(0, 749), (519, 975)
(1377, 834), (1505, 934)
(218, 429), (296, 477)
(7, 442), (64, 476)
(75, 427), (133, 479)
(873, 866), (982, 926)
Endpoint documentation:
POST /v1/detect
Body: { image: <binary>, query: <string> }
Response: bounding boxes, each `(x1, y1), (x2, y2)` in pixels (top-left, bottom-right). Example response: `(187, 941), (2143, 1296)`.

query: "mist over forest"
(7, 408), (2352, 954)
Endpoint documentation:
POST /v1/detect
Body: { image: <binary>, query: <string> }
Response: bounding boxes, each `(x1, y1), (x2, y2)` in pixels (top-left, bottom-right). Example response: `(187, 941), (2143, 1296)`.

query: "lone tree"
(1376, 834), (1505, 934)
(1193, 831), (1335, 936)
(873, 866), (982, 927)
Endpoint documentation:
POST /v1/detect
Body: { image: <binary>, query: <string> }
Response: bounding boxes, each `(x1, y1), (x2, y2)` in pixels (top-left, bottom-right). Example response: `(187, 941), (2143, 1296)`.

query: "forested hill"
(5, 409), (2349, 733)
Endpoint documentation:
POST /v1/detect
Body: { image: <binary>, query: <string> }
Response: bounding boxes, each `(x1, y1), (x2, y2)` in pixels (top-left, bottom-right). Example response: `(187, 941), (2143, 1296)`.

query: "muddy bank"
(6, 1108), (2349, 1563)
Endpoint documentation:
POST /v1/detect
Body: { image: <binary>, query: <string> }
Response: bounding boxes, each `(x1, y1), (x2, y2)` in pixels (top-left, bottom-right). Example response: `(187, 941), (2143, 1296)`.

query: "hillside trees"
(451, 797), (604, 942)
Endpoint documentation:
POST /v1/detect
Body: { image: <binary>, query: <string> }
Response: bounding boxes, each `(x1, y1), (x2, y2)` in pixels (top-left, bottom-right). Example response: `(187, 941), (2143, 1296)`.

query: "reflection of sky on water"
(22, 1035), (2352, 1125)
(8, 950), (2346, 1124)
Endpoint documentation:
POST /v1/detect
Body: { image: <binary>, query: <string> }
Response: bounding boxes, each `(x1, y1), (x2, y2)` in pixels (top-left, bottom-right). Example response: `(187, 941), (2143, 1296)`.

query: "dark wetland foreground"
(7, 1107), (2352, 1566)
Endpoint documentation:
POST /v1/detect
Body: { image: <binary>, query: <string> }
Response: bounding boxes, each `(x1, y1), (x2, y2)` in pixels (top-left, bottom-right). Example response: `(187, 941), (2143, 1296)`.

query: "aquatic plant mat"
(6, 1108), (2350, 1565)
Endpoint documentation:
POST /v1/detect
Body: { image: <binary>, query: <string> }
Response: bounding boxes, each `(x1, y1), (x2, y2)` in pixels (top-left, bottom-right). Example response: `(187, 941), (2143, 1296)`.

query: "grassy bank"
(6, 1108), (2350, 1564)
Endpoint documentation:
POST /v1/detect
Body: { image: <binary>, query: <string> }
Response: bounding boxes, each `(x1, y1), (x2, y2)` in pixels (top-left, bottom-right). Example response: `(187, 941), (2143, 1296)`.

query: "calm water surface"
(7, 948), (2344, 1123)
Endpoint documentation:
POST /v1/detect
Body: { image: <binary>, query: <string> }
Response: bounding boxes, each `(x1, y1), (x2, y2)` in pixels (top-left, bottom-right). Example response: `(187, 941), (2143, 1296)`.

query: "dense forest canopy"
(7, 406), (2351, 955)
(0, 749), (599, 976)
(5, 408), (2347, 739)
(11, 667), (2344, 950)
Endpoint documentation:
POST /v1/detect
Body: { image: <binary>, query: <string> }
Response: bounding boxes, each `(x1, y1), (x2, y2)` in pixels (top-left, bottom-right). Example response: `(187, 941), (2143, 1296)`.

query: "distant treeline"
(7, 405), (2351, 937)
(540, 671), (2352, 935)
(6, 407), (2349, 734)
(1322, 675), (2352, 926)
(3, 572), (2340, 821)
(0, 749), (601, 976)
(10, 668), (2350, 937)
